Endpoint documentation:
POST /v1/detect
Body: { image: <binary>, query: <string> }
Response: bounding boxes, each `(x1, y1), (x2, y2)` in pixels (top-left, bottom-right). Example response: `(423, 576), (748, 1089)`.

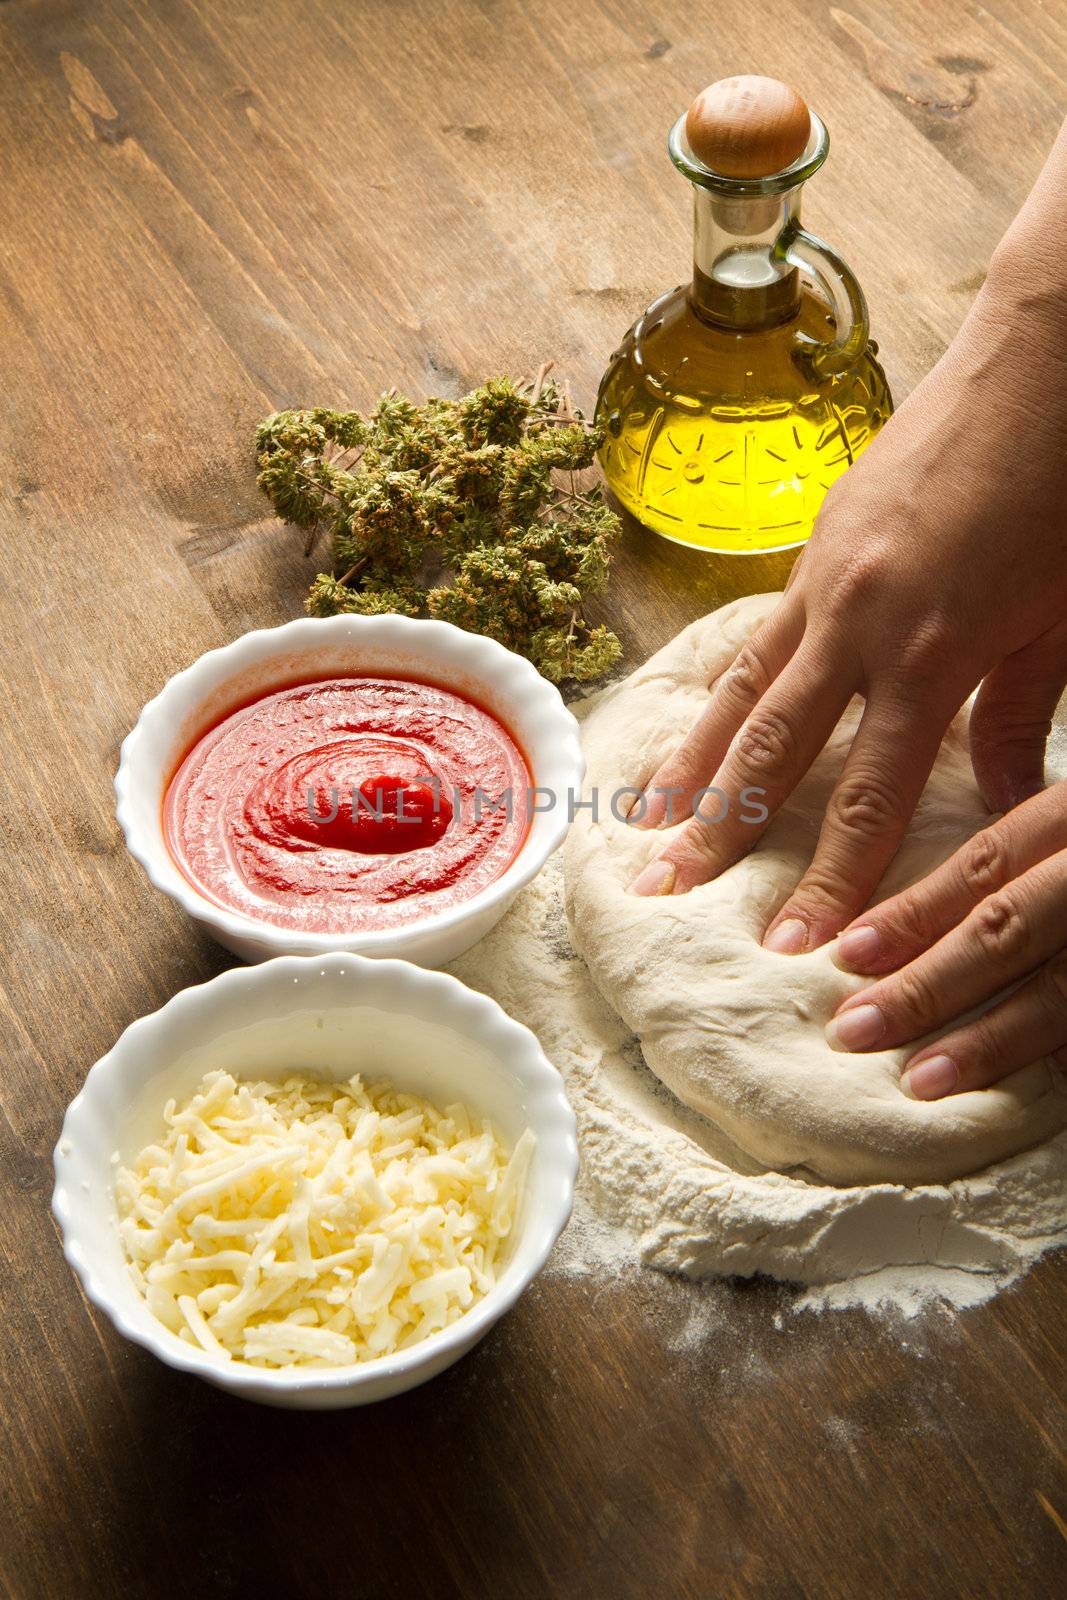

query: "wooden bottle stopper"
(685, 76), (811, 178)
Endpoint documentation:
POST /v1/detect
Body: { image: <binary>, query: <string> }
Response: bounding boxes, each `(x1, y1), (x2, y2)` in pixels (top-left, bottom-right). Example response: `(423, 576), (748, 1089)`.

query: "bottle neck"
(689, 184), (803, 330)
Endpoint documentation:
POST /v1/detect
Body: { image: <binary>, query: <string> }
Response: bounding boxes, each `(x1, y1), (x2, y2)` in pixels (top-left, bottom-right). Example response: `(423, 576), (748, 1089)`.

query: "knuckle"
(830, 771), (907, 840)
(882, 894), (939, 954)
(677, 816), (720, 865)
(970, 891), (1030, 964)
(735, 708), (795, 776)
(650, 753), (700, 801)
(977, 699), (1054, 742)
(890, 965), (940, 1030)
(785, 868), (853, 919)
(956, 828), (1012, 900)
(960, 1015), (998, 1071)
(648, 732), (712, 797)
(830, 550), (885, 607)
(895, 620), (953, 685)
(719, 641), (773, 708)
(816, 476), (848, 520)
(1035, 955), (1067, 1022)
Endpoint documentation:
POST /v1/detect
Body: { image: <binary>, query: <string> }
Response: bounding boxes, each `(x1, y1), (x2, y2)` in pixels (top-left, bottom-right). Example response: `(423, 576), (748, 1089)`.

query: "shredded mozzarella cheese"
(116, 1070), (535, 1369)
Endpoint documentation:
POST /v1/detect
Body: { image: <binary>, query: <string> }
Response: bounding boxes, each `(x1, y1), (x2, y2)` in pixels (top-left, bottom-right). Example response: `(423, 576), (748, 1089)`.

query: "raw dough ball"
(564, 594), (1067, 1186)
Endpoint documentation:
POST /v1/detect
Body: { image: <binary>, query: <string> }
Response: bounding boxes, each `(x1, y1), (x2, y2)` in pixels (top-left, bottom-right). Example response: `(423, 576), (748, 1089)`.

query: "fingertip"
(625, 784), (677, 829)
(763, 917), (808, 954)
(1003, 776), (1047, 812)
(975, 761), (1046, 815)
(902, 1054), (959, 1101)
(629, 858), (677, 897)
(824, 1002), (885, 1051)
(625, 790), (654, 827)
(764, 906), (850, 954)
(832, 923), (882, 973)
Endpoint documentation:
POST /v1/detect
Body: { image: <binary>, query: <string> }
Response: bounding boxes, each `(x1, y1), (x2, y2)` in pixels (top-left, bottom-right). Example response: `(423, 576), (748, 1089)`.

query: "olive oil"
(597, 283), (890, 553)
(597, 77), (892, 554)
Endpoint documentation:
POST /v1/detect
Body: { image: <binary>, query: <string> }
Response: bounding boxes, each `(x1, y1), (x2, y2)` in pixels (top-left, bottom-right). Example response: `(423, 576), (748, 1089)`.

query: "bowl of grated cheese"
(52, 954), (577, 1408)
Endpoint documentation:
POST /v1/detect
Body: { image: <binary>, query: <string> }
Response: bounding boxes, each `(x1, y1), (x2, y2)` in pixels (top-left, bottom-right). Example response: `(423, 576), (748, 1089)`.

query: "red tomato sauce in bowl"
(163, 677), (531, 932)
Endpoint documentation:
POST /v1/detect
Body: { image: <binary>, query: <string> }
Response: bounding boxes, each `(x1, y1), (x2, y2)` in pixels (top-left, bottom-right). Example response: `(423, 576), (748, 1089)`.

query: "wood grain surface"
(1, 2), (1065, 1597)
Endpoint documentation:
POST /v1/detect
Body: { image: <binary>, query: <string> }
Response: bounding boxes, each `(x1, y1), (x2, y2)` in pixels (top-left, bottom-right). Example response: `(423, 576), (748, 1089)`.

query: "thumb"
(970, 624), (1067, 812)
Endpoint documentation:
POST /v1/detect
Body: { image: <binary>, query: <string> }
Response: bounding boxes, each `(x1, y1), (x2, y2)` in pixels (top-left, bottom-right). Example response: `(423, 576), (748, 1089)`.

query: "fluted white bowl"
(53, 954), (578, 1409)
(115, 614), (584, 964)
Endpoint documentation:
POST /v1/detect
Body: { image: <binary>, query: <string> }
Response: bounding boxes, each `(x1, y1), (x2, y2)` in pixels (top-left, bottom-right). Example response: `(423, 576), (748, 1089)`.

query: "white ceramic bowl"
(116, 615), (584, 964)
(52, 954), (578, 1409)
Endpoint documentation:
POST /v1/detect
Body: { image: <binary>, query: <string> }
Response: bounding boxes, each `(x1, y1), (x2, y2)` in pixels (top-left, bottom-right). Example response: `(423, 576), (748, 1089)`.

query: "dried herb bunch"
(255, 370), (623, 683)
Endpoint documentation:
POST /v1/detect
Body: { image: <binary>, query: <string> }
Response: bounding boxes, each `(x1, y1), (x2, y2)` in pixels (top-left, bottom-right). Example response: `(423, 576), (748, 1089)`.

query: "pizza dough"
(563, 593), (1067, 1186)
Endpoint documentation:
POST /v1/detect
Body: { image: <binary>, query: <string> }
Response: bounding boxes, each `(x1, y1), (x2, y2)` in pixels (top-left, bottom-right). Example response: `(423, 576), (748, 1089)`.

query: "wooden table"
(2, 3), (1064, 1595)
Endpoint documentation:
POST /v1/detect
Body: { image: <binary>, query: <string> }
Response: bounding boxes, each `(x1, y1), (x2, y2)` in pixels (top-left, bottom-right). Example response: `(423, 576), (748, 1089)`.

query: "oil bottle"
(597, 76), (892, 554)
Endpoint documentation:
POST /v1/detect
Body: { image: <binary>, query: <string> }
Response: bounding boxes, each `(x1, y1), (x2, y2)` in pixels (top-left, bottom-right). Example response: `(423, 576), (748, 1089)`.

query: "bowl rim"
(52, 952), (579, 1394)
(114, 613), (586, 954)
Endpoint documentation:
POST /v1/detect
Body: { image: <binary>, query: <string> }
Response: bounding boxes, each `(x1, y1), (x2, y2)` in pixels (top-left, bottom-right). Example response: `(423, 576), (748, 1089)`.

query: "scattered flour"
(449, 859), (1067, 1319)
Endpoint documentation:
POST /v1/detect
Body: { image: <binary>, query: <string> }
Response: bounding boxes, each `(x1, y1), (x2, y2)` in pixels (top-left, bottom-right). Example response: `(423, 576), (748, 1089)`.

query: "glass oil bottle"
(597, 77), (892, 554)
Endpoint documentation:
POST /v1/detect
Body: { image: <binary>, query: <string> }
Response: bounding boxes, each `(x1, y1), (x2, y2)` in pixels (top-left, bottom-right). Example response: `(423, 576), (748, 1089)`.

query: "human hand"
(823, 782), (1067, 1098)
(629, 259), (1067, 950)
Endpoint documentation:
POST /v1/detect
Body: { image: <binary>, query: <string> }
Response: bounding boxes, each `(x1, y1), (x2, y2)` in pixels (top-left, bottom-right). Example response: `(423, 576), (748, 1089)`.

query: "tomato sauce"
(163, 677), (531, 932)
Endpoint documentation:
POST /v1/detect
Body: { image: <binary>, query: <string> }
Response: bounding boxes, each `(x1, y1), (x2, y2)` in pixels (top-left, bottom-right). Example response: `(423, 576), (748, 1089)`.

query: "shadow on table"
(69, 1265), (797, 1599)
(585, 503), (801, 673)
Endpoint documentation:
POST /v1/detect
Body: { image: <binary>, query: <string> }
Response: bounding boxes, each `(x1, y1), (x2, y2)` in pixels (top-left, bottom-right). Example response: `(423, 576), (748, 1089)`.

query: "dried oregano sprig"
(254, 371), (622, 683)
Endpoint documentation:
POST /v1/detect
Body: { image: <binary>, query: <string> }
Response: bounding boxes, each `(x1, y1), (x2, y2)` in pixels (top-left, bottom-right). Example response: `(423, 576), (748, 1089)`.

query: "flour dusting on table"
(449, 859), (1067, 1318)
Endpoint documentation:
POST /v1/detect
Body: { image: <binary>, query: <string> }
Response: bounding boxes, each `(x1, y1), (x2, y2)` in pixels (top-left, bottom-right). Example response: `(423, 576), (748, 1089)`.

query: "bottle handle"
(780, 225), (870, 378)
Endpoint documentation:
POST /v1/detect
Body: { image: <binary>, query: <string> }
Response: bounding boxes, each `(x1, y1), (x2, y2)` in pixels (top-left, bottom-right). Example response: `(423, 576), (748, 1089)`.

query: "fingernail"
(630, 859), (677, 897)
(834, 925), (881, 971)
(763, 918), (807, 954)
(825, 1003), (885, 1050)
(904, 1054), (959, 1101)
(629, 791), (659, 828)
